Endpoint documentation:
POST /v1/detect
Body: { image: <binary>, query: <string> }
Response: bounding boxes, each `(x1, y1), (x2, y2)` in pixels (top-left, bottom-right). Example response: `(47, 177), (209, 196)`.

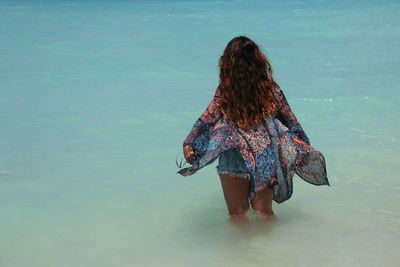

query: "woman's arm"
(183, 86), (222, 147)
(272, 82), (311, 145)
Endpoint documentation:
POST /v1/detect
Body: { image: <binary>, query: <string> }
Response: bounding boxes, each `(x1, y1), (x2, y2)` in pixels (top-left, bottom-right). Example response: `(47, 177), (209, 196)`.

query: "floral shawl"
(177, 82), (330, 203)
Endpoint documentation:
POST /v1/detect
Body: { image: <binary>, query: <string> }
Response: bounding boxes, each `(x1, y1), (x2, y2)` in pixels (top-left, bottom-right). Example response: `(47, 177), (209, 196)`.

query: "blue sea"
(0, 1), (399, 266)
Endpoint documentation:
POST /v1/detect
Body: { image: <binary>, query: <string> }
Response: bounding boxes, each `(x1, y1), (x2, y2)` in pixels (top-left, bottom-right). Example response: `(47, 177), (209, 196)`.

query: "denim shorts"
(216, 148), (252, 180)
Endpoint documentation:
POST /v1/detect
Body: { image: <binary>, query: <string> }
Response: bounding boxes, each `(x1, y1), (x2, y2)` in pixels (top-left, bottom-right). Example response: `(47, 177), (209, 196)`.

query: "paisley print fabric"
(177, 82), (330, 203)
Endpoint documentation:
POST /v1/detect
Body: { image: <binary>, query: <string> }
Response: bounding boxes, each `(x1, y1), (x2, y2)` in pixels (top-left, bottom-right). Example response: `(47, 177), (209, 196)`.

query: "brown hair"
(218, 35), (278, 131)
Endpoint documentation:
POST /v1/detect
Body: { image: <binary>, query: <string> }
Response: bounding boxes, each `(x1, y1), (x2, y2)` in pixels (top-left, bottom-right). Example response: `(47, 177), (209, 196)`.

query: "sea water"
(0, 1), (399, 266)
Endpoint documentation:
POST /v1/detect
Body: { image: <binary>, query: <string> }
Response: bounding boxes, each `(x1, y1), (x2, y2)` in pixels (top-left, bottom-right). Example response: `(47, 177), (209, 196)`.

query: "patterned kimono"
(177, 82), (330, 203)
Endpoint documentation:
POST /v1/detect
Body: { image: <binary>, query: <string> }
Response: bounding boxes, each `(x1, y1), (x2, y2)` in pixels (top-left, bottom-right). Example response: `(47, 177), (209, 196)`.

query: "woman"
(177, 36), (330, 223)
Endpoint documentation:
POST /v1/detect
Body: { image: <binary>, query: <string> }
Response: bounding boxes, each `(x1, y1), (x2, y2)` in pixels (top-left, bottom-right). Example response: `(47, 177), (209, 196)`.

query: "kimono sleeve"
(272, 82), (311, 146)
(183, 86), (222, 147)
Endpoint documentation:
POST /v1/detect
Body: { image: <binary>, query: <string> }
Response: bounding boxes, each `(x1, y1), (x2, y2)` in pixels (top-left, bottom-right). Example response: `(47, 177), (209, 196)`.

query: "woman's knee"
(227, 205), (249, 216)
(250, 188), (273, 213)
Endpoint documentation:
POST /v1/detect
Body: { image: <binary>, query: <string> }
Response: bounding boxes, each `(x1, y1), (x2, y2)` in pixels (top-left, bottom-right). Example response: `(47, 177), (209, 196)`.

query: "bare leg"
(250, 188), (276, 220)
(218, 173), (251, 225)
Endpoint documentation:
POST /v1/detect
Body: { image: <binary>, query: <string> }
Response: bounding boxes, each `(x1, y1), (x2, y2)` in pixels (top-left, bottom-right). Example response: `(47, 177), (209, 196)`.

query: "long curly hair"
(218, 36), (278, 131)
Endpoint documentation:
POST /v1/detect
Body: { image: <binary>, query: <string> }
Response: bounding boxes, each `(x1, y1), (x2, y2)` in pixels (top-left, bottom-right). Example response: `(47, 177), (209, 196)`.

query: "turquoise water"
(1, 0), (399, 266)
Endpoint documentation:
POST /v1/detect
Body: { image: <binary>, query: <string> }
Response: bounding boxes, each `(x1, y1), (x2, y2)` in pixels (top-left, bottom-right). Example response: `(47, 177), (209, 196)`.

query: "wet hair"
(218, 35), (278, 131)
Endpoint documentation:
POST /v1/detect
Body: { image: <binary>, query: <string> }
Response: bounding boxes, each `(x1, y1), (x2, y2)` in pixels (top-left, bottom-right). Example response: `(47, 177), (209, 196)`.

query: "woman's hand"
(183, 144), (196, 164)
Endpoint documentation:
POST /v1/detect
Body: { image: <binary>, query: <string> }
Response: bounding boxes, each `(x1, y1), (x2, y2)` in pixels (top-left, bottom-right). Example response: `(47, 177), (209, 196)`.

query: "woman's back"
(183, 80), (310, 148)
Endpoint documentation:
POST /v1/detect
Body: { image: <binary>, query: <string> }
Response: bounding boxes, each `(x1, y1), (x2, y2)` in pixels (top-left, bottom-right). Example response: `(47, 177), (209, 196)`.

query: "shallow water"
(0, 0), (399, 266)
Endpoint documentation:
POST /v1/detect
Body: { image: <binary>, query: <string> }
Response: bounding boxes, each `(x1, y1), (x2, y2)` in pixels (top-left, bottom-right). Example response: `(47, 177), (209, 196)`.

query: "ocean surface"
(0, 0), (399, 266)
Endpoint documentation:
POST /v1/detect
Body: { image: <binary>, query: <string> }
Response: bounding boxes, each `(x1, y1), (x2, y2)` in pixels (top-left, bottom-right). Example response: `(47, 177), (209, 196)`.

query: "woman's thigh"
(217, 149), (253, 214)
(218, 173), (250, 214)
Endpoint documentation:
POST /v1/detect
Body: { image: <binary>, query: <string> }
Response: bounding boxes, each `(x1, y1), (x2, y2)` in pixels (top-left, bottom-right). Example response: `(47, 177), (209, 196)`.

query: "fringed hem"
(216, 170), (252, 180)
